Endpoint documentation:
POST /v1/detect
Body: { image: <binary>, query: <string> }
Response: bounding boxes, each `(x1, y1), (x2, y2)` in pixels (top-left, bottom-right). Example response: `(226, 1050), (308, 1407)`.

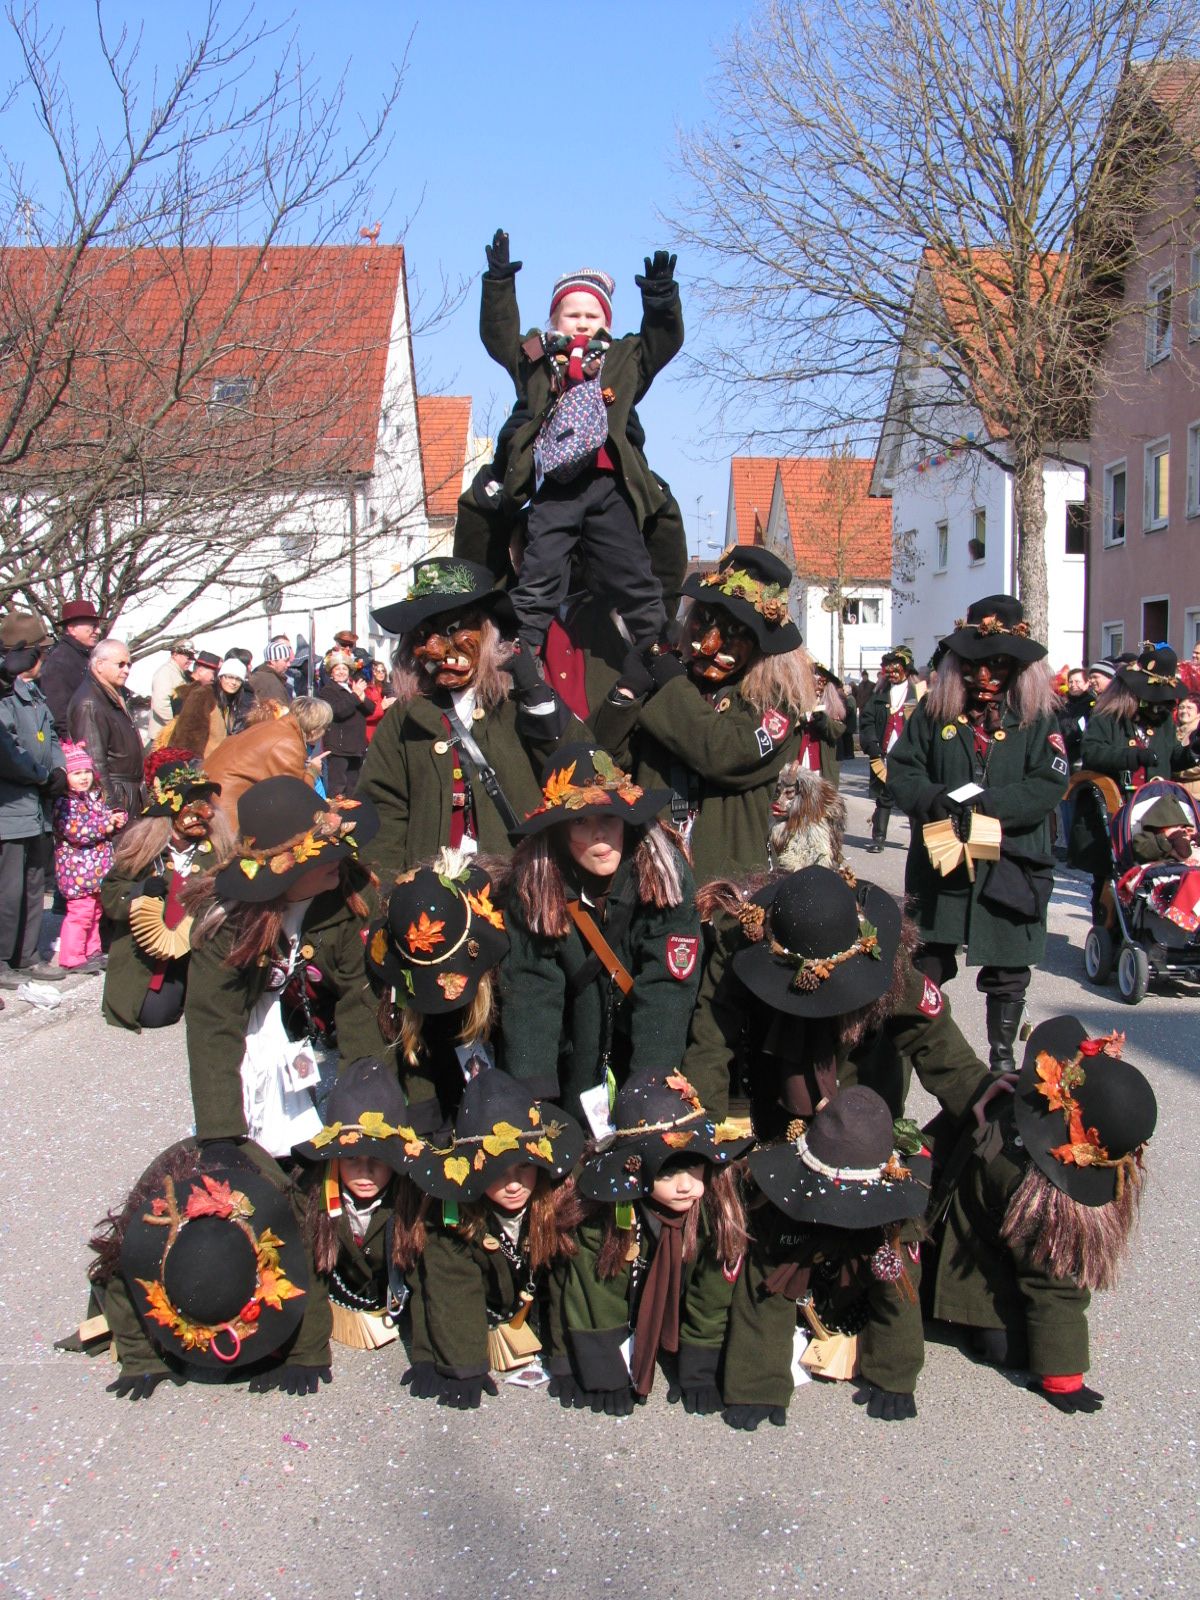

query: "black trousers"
(0, 833), (50, 969)
(324, 753), (364, 799)
(914, 943), (1031, 1001)
(515, 471), (666, 651)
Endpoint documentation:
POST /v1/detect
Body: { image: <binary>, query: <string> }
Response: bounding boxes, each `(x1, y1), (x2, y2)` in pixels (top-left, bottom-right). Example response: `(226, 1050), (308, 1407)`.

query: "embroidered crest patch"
(666, 934), (699, 982)
(1048, 732), (1066, 755)
(762, 708), (790, 742)
(917, 977), (943, 1018)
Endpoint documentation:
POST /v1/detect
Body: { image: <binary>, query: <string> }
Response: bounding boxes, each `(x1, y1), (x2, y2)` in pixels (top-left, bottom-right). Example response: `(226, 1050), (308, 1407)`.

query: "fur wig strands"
(1001, 1161), (1144, 1292)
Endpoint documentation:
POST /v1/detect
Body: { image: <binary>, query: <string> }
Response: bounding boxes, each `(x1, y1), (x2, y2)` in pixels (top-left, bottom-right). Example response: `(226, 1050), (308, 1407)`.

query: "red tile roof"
(0, 244), (406, 484)
(777, 457), (892, 581)
(1142, 59), (1200, 152)
(728, 457), (778, 546)
(416, 396), (473, 520)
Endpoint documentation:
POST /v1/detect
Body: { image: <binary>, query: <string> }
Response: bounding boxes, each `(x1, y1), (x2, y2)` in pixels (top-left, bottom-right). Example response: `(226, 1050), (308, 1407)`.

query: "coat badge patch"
(1051, 756), (1068, 777)
(941, 724), (957, 740)
(666, 934), (699, 982)
(1048, 732), (1066, 755)
(917, 977), (943, 1018)
(762, 708), (790, 742)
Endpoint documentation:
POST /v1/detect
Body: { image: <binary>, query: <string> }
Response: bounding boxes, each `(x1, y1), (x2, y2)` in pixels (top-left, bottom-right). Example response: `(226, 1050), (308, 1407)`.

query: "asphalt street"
(1, 759), (1196, 1600)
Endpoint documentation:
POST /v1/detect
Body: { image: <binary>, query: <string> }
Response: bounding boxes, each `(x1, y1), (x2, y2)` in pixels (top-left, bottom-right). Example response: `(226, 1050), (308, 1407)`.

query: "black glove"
(646, 648), (687, 689)
(1030, 1380), (1104, 1415)
(139, 874), (170, 900)
(852, 1380), (917, 1422)
(502, 645), (545, 699)
(249, 1364), (332, 1396)
(667, 1379), (723, 1416)
(437, 1374), (498, 1410)
(588, 1385), (636, 1417)
(485, 229), (521, 278)
(723, 1403), (787, 1432)
(400, 1362), (443, 1401)
(926, 789), (970, 823)
(44, 766), (69, 799)
(547, 1373), (588, 1409)
(106, 1371), (174, 1402)
(635, 251), (677, 296)
(613, 649), (655, 701)
(1130, 744), (1154, 766)
(808, 708), (826, 726)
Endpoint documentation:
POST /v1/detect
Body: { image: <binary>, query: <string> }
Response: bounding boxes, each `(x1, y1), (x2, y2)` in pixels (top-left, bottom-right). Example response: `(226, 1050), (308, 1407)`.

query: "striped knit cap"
(548, 268), (614, 330)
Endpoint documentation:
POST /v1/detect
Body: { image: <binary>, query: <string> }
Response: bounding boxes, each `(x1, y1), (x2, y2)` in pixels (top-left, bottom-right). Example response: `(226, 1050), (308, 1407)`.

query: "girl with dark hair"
(364, 849), (509, 1135)
(499, 744), (701, 1123)
(183, 776), (388, 1155)
(548, 1070), (750, 1417)
(395, 1071), (584, 1410)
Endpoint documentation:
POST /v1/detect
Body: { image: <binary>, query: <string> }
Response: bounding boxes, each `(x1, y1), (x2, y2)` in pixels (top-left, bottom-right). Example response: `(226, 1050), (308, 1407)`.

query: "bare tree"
(673, 0), (1198, 639)
(0, 2), (462, 653)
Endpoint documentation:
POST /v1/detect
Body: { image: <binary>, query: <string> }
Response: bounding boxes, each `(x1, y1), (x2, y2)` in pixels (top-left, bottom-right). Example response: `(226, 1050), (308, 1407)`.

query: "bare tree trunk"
(1012, 447), (1049, 647)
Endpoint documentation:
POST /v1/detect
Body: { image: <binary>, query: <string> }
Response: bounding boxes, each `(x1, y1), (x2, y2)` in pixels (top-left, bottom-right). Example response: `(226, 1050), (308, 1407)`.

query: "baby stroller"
(1077, 776), (1200, 1003)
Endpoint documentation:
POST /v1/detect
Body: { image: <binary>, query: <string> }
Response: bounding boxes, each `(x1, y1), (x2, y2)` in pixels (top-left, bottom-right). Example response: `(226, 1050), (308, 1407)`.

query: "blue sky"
(11, 0), (761, 558)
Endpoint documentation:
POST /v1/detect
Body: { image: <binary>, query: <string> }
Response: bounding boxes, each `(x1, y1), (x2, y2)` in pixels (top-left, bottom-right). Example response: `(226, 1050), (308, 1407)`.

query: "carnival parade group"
(41, 241), (1188, 1428)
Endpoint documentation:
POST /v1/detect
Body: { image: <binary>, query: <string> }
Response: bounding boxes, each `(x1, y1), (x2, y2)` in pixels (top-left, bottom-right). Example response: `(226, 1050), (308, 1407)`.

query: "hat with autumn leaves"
(365, 851), (509, 1012)
(118, 1145), (309, 1371)
(213, 776), (378, 903)
(408, 1069), (585, 1202)
(516, 742), (668, 835)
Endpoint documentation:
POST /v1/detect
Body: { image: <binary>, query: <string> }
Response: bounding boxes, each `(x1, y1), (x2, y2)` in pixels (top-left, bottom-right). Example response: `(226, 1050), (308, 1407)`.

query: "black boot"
(985, 997), (1024, 1074)
(866, 807), (889, 854)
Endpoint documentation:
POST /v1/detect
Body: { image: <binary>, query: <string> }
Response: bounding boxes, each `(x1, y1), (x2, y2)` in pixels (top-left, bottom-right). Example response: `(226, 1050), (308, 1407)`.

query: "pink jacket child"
(53, 742), (126, 970)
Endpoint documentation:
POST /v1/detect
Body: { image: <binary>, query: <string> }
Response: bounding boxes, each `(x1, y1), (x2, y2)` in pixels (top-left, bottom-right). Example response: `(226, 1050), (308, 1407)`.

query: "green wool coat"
(930, 1106), (1090, 1377)
(1080, 712), (1191, 792)
(683, 905), (990, 1128)
(97, 1142), (332, 1378)
(594, 675), (804, 885)
(99, 846), (218, 1032)
(479, 271), (684, 532)
(357, 691), (582, 883)
(406, 1216), (565, 1379)
(858, 682), (920, 800)
(549, 1208), (734, 1395)
(498, 853), (701, 1120)
(887, 703), (1066, 966)
(804, 711), (845, 788)
(723, 1204), (925, 1406)
(184, 890), (387, 1142)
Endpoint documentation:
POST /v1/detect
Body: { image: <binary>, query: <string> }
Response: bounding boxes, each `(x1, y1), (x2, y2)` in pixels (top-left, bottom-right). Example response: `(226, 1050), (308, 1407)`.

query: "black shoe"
(985, 997), (1024, 1074)
(17, 961), (66, 982)
(865, 839), (884, 854)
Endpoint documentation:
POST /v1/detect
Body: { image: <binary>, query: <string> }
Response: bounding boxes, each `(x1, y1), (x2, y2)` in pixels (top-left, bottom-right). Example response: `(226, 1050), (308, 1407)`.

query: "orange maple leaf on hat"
(466, 885), (505, 930)
(542, 761), (578, 806)
(407, 911), (446, 954)
(184, 1174), (238, 1220)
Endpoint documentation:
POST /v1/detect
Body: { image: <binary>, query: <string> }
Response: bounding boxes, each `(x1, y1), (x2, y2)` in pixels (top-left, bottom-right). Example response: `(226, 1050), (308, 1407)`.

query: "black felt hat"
(811, 661), (843, 689)
(141, 748), (220, 819)
(749, 1086), (931, 1226)
(365, 856), (509, 1012)
(119, 1151), (310, 1371)
(371, 557), (512, 638)
(731, 866), (901, 1018)
(882, 645), (916, 673)
(516, 742), (669, 835)
(213, 776), (378, 903)
(1012, 1016), (1157, 1206)
(682, 546), (803, 655)
(1117, 642), (1183, 704)
(577, 1069), (753, 1202)
(292, 1058), (421, 1173)
(939, 594), (1047, 664)
(410, 1070), (585, 1203)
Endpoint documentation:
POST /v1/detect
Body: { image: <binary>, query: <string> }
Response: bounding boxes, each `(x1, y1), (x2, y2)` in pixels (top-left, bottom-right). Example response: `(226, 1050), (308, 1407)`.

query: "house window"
(935, 521), (948, 572)
(1142, 597), (1169, 644)
(1146, 270), (1173, 363)
(1185, 608), (1200, 654)
(1103, 462), (1126, 545)
(968, 508), (986, 564)
(209, 376), (252, 415)
(1189, 248), (1200, 342)
(1064, 501), (1087, 556)
(842, 597), (882, 627)
(1102, 622), (1124, 658)
(1144, 439), (1169, 530)
(1187, 420), (1200, 518)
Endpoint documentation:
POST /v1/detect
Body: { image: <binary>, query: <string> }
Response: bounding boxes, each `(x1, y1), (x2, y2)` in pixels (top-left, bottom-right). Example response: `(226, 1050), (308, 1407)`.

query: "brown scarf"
(631, 1204), (687, 1397)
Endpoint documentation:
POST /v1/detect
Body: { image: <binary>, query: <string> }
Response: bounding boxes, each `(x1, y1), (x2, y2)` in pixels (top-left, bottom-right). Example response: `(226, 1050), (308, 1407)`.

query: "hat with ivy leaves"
(516, 742), (669, 834)
(364, 851), (509, 1012)
(292, 1057), (423, 1175)
(682, 546), (802, 655)
(409, 1069), (585, 1203)
(142, 747), (221, 819)
(213, 776), (378, 903)
(371, 557), (512, 638)
(577, 1068), (753, 1202)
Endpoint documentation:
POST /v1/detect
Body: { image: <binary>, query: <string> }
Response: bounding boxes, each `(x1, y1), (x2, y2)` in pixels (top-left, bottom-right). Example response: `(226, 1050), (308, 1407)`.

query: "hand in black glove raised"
(852, 1379), (917, 1422)
(635, 251), (678, 294)
(612, 648), (655, 702)
(1030, 1380), (1104, 1415)
(249, 1364), (332, 1396)
(667, 1379), (722, 1416)
(547, 1372), (588, 1409)
(502, 644), (546, 699)
(400, 1362), (443, 1401)
(646, 646), (687, 689)
(106, 1371), (175, 1402)
(437, 1374), (498, 1411)
(723, 1403), (787, 1432)
(139, 873), (170, 900)
(485, 229), (522, 278)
